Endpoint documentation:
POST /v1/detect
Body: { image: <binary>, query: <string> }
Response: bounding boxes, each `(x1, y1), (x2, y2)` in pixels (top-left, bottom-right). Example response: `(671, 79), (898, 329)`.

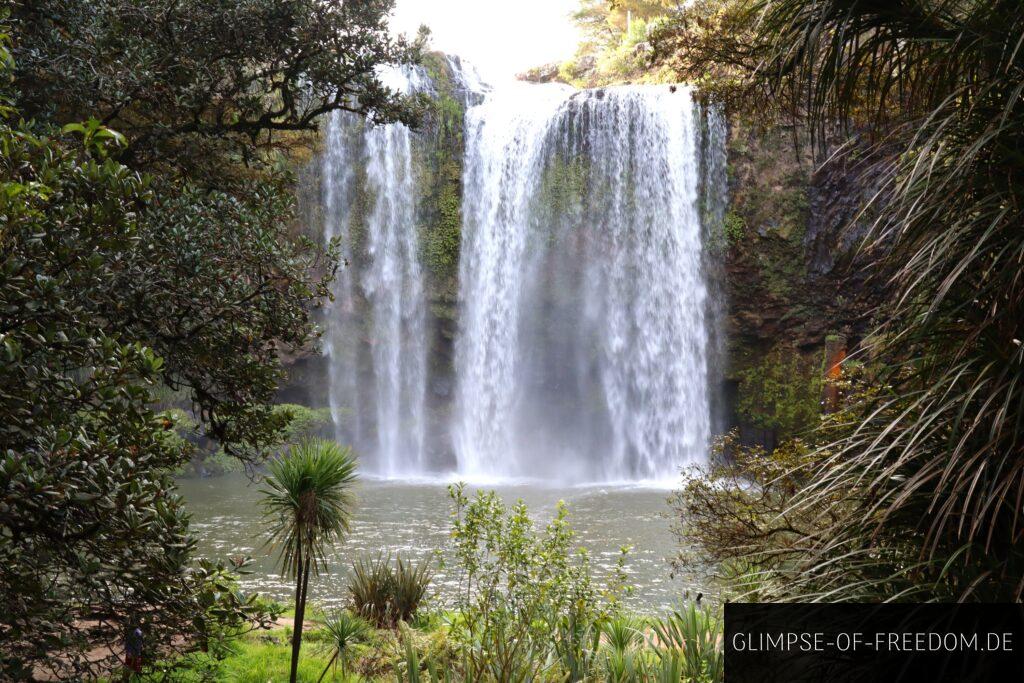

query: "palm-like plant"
(651, 604), (723, 682)
(744, 0), (1024, 602)
(658, 0), (1024, 602)
(349, 552), (433, 628)
(317, 610), (371, 682)
(261, 439), (358, 683)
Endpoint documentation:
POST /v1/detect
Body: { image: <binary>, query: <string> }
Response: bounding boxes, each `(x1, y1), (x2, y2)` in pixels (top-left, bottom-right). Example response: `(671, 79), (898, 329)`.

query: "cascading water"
(316, 57), (725, 483)
(453, 84), (572, 478)
(699, 106), (730, 436)
(321, 67), (428, 477)
(454, 83), (717, 482)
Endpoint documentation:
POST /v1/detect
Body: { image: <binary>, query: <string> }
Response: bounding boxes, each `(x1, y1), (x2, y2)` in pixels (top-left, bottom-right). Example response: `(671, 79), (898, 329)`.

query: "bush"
(445, 484), (630, 681)
(735, 344), (822, 437)
(274, 404), (332, 444)
(318, 610), (372, 680)
(349, 553), (432, 628)
(669, 433), (827, 598)
(652, 603), (724, 683)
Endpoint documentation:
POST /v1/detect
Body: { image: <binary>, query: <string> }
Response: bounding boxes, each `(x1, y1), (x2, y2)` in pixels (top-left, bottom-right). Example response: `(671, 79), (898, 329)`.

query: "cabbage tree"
(262, 439), (358, 683)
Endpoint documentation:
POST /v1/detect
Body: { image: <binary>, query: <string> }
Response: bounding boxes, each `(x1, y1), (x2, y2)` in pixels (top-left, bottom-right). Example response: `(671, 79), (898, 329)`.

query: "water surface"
(180, 476), (698, 613)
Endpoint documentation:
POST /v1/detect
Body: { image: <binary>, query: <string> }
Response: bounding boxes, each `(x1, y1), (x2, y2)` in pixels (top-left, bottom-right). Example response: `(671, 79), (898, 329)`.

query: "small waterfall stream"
(318, 61), (724, 483)
(321, 67), (429, 477)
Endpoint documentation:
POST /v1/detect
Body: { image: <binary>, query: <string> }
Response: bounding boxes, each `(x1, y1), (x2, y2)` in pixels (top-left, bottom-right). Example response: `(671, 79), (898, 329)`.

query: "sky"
(391, 0), (581, 82)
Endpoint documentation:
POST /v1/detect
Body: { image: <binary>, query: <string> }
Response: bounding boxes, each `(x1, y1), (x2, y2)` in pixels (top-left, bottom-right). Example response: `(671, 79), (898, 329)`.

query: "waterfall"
(454, 84), (573, 478)
(321, 67), (428, 477)
(454, 84), (714, 482)
(321, 110), (363, 451)
(699, 106), (730, 435)
(316, 58), (724, 483)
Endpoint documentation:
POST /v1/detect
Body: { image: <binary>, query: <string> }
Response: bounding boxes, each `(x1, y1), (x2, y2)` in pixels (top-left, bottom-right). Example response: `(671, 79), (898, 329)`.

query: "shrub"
(274, 404), (333, 444)
(349, 553), (432, 628)
(391, 556), (433, 626)
(735, 344), (822, 437)
(318, 610), (372, 681)
(651, 603), (724, 683)
(358, 487), (725, 682)
(446, 484), (630, 681)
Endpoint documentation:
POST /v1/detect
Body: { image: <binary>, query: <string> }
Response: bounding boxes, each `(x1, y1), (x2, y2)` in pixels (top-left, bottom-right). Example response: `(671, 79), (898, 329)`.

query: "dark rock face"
(723, 125), (882, 355)
(717, 123), (887, 448)
(280, 64), (884, 457)
(805, 135), (889, 278)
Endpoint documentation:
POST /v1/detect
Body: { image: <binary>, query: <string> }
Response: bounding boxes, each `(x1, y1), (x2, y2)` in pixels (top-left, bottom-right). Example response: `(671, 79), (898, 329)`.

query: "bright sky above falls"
(391, 0), (581, 82)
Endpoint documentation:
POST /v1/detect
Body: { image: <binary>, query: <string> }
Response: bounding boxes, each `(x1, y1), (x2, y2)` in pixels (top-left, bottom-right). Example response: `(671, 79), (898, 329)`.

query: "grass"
(218, 638), (348, 682)
(117, 602), (724, 682)
(136, 632), (350, 682)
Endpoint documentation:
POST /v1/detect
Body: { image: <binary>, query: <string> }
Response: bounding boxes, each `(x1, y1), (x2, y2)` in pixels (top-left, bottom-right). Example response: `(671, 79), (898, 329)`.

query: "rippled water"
(180, 476), (700, 613)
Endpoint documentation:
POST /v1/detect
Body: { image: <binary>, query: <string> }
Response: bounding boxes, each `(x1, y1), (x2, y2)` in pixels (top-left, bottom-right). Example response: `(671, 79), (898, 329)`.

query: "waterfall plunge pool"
(180, 475), (703, 613)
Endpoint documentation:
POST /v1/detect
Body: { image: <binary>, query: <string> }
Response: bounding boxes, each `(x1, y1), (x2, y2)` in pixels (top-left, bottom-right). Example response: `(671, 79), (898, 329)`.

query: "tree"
(659, 0), (1024, 601)
(12, 0), (426, 180)
(649, 0), (777, 115)
(0, 44), (279, 679)
(2, 0), (420, 674)
(9, 0), (426, 463)
(261, 439), (358, 683)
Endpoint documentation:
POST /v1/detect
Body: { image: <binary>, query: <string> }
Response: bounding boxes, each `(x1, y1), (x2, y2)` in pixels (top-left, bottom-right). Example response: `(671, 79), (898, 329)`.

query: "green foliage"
(599, 615), (646, 682)
(7, 0), (423, 471)
(420, 160), (463, 285)
(445, 484), (630, 681)
(417, 53), (466, 296)
(261, 439), (359, 578)
(130, 181), (337, 463)
(261, 439), (358, 683)
(158, 408), (199, 464)
(651, 604), (724, 682)
(349, 554), (394, 629)
(395, 622), (454, 683)
(595, 17), (654, 81)
(429, 94), (466, 143)
(735, 345), (821, 436)
(13, 0), (425, 179)
(119, 482), (728, 681)
(154, 636), (349, 683)
(349, 553), (433, 629)
(668, 433), (826, 600)
(391, 558), (434, 629)
(660, 0), (1024, 601)
(568, 1), (678, 85)
(536, 155), (589, 221)
(0, 37), (276, 675)
(2, 0), (420, 676)
(317, 610), (372, 681)
(649, 0), (773, 115)
(723, 210), (745, 245)
(276, 404), (334, 445)
(167, 405), (328, 477)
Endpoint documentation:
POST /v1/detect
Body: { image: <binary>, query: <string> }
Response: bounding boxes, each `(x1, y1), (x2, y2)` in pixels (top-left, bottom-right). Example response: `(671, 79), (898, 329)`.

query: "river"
(180, 476), (700, 613)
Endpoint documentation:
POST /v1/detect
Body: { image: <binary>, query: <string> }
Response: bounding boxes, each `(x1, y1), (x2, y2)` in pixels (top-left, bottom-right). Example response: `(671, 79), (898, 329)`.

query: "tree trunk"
(290, 548), (311, 683)
(316, 651), (339, 683)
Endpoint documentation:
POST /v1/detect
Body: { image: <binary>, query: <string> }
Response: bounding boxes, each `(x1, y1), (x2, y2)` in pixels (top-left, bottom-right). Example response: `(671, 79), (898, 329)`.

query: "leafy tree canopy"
(12, 0), (427, 180)
(1, 0), (424, 676)
(0, 79), (280, 679)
